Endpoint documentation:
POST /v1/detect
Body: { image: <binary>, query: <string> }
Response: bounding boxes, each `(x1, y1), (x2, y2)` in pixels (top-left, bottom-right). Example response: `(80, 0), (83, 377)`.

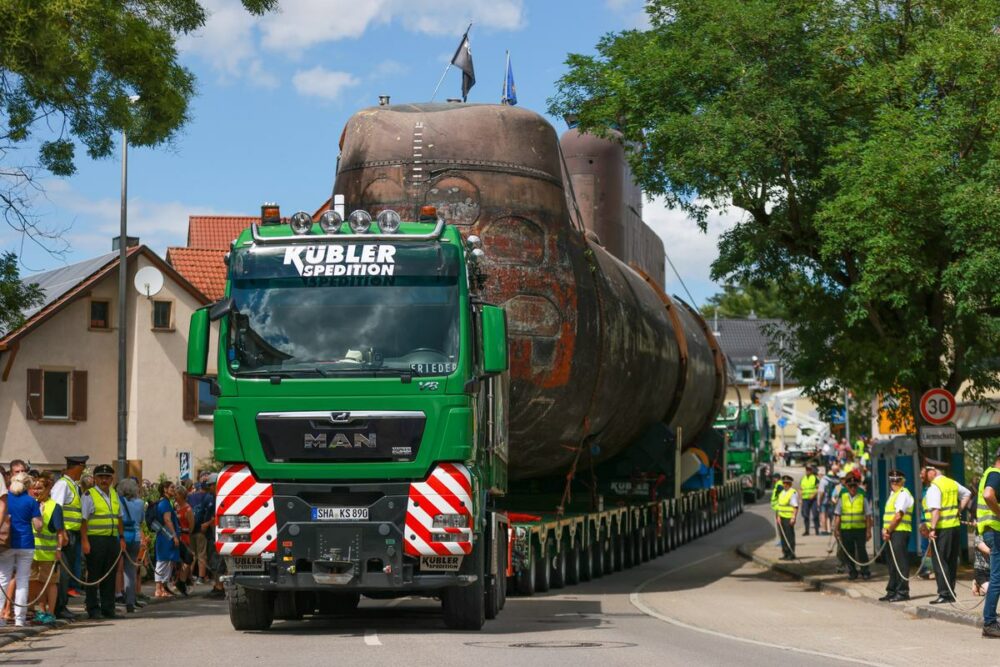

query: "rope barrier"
(929, 536), (985, 612)
(56, 545), (124, 588)
(832, 532), (885, 568)
(0, 556), (61, 609)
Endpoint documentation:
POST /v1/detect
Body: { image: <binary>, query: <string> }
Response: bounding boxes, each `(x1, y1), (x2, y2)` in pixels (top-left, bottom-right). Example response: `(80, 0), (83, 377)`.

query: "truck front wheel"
(442, 547), (485, 630)
(228, 584), (274, 631)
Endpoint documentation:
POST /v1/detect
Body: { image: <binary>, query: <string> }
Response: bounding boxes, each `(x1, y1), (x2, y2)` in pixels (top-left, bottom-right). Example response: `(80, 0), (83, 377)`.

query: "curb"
(736, 542), (982, 628)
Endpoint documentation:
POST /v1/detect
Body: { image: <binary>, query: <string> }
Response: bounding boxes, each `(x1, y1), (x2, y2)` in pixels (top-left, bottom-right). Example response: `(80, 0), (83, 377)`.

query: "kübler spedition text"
(283, 244), (397, 277)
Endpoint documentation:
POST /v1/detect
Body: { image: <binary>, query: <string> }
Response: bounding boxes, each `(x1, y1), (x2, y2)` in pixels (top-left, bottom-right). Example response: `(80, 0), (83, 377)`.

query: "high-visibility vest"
(977, 466), (1000, 535)
(770, 485), (782, 511)
(85, 488), (121, 537)
(843, 462), (856, 475)
(800, 474), (818, 500)
(854, 439), (865, 458)
(59, 475), (82, 532)
(882, 488), (913, 533)
(33, 499), (59, 562)
(931, 475), (960, 530)
(839, 491), (867, 530)
(861, 452), (870, 468)
(777, 489), (797, 519)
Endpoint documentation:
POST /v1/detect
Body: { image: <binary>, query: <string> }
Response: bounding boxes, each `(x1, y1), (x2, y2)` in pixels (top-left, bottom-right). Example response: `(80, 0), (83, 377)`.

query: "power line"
(664, 250), (700, 311)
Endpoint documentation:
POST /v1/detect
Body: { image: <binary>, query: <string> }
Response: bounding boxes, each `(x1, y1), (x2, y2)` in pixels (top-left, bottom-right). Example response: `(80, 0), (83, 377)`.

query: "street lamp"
(117, 94), (139, 479)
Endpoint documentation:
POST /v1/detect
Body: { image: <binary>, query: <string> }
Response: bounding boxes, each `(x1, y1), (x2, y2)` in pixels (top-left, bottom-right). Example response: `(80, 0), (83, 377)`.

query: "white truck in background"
(770, 388), (831, 465)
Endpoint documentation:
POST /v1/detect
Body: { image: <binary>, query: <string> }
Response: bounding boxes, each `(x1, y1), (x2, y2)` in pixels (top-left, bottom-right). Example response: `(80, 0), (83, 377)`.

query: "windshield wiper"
(313, 367), (415, 383)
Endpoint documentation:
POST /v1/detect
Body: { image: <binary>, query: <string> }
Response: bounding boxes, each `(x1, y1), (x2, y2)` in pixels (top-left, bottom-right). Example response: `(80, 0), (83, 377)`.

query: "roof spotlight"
(319, 210), (343, 234)
(348, 210), (373, 234)
(377, 209), (401, 234)
(466, 234), (482, 248)
(290, 211), (312, 235)
(471, 248), (486, 260)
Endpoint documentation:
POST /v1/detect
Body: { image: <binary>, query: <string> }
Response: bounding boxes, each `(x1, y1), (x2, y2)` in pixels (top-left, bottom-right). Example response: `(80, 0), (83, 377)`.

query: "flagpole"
(501, 50), (509, 104)
(431, 22), (473, 102)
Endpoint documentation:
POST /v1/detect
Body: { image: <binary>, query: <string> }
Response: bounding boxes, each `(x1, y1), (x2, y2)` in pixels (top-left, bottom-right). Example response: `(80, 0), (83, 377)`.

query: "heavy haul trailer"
(188, 103), (740, 632)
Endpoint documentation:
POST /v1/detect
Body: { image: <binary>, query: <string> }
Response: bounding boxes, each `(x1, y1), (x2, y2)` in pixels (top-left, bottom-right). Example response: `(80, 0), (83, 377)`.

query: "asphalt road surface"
(1, 499), (987, 666)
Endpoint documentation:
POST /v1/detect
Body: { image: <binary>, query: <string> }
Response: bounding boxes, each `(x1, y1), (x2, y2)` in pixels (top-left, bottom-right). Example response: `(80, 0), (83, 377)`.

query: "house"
(0, 242), (219, 480)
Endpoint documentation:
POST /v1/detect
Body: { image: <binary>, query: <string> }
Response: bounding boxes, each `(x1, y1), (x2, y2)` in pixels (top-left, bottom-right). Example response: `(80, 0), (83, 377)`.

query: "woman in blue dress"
(153, 481), (181, 598)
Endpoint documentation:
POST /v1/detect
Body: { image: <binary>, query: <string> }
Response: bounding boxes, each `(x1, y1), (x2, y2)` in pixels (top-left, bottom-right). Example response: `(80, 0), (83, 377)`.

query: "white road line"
(364, 629), (381, 646)
(629, 553), (887, 667)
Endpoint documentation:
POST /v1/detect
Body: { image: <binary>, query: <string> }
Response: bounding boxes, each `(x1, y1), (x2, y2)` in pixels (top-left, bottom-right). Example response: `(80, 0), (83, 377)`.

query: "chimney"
(112, 235), (139, 251)
(378, 95), (390, 106)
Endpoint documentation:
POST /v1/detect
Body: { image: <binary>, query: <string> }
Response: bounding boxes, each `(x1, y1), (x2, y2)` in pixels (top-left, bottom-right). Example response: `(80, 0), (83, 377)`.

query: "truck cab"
(717, 402), (773, 502)
(187, 205), (510, 631)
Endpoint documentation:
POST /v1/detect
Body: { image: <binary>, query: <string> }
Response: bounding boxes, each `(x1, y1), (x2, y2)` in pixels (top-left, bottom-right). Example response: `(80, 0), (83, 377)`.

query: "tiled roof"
(711, 317), (789, 365)
(166, 248), (228, 301)
(186, 216), (255, 250)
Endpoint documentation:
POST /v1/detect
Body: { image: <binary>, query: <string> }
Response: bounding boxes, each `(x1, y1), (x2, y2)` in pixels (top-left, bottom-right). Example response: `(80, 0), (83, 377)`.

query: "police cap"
(64, 455), (89, 467)
(93, 464), (114, 477)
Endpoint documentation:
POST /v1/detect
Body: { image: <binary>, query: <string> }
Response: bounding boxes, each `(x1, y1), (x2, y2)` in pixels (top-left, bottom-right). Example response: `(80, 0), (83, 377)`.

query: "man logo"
(304, 433), (327, 449)
(304, 432), (377, 449)
(330, 412), (351, 423)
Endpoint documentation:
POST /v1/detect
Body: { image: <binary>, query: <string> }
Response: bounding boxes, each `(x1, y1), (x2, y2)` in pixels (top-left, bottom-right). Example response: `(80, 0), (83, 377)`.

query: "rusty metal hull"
(334, 103), (725, 480)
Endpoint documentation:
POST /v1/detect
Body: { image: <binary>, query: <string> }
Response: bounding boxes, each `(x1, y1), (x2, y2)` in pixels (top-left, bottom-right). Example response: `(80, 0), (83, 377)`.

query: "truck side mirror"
(209, 296), (235, 321)
(480, 304), (508, 375)
(187, 307), (210, 377)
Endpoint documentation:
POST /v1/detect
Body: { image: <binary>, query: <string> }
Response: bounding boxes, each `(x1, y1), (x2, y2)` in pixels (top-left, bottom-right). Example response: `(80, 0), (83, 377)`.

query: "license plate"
(312, 506), (369, 521)
(232, 556), (265, 572)
(420, 555), (463, 571)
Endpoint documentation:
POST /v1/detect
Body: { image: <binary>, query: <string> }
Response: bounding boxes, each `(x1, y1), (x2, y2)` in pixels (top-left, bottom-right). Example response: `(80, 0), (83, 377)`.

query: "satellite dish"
(134, 266), (164, 298)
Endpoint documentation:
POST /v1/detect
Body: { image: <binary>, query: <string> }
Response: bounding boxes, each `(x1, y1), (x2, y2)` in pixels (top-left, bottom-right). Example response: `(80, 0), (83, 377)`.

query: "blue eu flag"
(502, 52), (517, 106)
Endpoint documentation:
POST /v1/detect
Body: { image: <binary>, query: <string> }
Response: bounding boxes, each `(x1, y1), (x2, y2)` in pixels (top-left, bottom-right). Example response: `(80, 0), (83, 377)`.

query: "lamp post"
(117, 95), (139, 479)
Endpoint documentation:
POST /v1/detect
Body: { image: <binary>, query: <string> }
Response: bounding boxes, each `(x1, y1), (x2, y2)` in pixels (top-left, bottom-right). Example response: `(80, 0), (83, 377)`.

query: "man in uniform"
(977, 449), (1000, 637)
(776, 475), (798, 560)
(879, 470), (914, 602)
(51, 455), (87, 619)
(921, 464), (972, 604)
(800, 464), (820, 536)
(80, 464), (125, 619)
(770, 472), (783, 546)
(834, 474), (872, 580)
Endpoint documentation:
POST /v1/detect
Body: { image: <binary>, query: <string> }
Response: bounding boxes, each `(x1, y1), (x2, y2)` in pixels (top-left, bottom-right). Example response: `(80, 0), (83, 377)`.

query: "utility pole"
(844, 387), (851, 446)
(117, 96), (138, 479)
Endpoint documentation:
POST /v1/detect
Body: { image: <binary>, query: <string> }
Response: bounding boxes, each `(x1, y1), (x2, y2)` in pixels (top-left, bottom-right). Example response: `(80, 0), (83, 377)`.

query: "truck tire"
(316, 592), (360, 615)
(565, 536), (581, 585)
(579, 539), (593, 582)
(442, 546), (485, 630)
(486, 530), (506, 619)
(534, 539), (551, 593)
(550, 537), (567, 589)
(612, 528), (625, 572)
(273, 591), (304, 620)
(228, 585), (274, 631)
(514, 538), (536, 596)
(640, 527), (651, 562)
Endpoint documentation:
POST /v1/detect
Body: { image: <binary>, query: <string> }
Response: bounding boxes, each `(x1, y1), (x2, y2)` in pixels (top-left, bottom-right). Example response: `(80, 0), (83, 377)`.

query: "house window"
(197, 378), (217, 420)
(42, 371), (70, 419)
(152, 300), (173, 330)
(89, 300), (110, 330)
(739, 367), (754, 381)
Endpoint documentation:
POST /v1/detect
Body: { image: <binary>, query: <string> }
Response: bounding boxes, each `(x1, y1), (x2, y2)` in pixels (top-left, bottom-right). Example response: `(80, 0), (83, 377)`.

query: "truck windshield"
(728, 430), (751, 450)
(225, 241), (461, 377)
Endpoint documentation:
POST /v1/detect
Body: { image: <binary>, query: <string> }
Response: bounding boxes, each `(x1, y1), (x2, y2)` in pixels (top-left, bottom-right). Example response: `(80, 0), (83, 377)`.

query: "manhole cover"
(466, 640), (636, 649)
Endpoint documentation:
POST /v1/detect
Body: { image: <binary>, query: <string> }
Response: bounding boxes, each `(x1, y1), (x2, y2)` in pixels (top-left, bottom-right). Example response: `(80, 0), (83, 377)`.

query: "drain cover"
(466, 640), (636, 649)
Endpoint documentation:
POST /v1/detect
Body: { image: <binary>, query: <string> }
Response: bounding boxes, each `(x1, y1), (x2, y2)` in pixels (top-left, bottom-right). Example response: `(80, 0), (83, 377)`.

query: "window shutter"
(26, 368), (42, 420)
(182, 372), (197, 421)
(71, 370), (88, 421)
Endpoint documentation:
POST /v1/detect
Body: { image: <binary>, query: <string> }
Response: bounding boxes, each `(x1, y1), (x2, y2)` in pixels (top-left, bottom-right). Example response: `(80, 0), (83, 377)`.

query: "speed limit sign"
(919, 388), (956, 426)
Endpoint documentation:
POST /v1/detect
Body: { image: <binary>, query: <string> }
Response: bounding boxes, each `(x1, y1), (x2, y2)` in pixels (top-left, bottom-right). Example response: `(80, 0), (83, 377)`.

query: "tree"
(550, 0), (1000, 421)
(700, 280), (787, 319)
(0, 251), (43, 334)
(1, 0), (276, 254)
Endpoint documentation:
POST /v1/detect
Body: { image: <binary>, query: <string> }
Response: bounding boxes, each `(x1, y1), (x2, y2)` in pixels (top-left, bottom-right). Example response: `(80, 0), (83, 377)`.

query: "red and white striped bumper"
(404, 463), (474, 557)
(215, 464), (277, 557)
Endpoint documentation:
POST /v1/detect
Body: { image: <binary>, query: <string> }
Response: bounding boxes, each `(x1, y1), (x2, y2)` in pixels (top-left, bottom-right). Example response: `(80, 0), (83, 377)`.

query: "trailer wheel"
(550, 537), (567, 589)
(316, 592), (360, 615)
(228, 584), (274, 631)
(442, 544), (485, 630)
(534, 539), (551, 592)
(579, 538), (593, 582)
(565, 535), (581, 585)
(486, 529), (506, 620)
(640, 527), (651, 562)
(612, 527), (624, 572)
(514, 537), (536, 596)
(272, 591), (305, 621)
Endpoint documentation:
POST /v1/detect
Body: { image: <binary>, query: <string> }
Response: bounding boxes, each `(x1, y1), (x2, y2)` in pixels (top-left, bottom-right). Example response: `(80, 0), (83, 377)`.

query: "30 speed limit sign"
(919, 388), (956, 425)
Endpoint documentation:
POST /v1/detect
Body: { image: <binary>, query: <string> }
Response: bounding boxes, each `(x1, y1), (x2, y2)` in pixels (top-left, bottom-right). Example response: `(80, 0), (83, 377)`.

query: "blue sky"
(7, 0), (738, 306)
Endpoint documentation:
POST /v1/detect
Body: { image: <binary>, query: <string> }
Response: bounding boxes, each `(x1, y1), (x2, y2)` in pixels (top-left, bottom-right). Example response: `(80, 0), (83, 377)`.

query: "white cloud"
(292, 67), (360, 101)
(641, 194), (743, 306)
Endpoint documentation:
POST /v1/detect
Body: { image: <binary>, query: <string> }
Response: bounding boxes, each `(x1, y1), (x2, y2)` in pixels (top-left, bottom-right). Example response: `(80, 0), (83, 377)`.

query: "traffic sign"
(919, 425), (958, 448)
(919, 388), (956, 426)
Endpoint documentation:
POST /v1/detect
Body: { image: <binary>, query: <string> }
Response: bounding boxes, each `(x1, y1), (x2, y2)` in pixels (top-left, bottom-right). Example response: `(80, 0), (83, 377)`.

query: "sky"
(6, 0), (740, 306)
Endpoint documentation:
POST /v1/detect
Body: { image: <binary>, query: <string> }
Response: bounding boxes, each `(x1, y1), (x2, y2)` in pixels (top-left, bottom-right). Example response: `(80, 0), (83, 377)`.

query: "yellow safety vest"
(977, 466), (1000, 535)
(777, 489), (797, 519)
(931, 475), (960, 530)
(33, 499), (59, 562)
(59, 475), (82, 532)
(800, 474), (818, 500)
(85, 488), (121, 537)
(882, 488), (913, 533)
(843, 462), (856, 475)
(839, 491), (867, 530)
(770, 485), (782, 511)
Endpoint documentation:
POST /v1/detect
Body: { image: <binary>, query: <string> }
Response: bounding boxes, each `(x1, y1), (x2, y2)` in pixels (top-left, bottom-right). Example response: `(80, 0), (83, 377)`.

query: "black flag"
(450, 28), (475, 102)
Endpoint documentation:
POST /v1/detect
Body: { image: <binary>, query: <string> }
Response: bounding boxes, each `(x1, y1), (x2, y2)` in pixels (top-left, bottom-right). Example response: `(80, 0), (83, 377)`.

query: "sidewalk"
(738, 530), (987, 628)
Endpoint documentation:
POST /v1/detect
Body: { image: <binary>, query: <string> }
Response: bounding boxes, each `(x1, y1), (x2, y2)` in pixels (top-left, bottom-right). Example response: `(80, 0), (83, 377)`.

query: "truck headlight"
(319, 209), (343, 234)
(290, 211), (312, 235)
(218, 515), (251, 530)
(432, 513), (469, 529)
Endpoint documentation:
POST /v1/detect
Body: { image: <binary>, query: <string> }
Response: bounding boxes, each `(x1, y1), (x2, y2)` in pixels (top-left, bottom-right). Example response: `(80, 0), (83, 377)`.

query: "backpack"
(146, 499), (164, 533)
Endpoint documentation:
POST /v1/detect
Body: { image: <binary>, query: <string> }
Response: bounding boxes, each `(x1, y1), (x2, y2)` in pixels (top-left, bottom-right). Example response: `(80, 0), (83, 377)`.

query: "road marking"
(629, 553), (887, 667)
(364, 629), (381, 646)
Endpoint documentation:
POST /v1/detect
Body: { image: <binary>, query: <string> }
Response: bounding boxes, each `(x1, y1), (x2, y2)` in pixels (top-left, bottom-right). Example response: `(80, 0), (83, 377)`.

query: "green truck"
(716, 401), (774, 502)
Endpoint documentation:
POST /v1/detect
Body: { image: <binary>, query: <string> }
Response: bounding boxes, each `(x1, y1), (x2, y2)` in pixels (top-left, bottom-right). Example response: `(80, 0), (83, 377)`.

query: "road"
(2, 500), (986, 666)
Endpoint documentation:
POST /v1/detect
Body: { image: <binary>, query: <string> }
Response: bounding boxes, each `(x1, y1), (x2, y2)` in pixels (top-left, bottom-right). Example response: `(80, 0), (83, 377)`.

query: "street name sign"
(918, 424), (958, 448)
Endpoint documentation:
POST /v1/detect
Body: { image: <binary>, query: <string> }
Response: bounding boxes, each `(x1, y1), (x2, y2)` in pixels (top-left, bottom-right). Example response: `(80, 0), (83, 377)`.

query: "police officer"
(80, 464), (125, 620)
(776, 475), (798, 560)
(921, 464), (972, 604)
(834, 474), (872, 580)
(879, 470), (914, 602)
(800, 464), (820, 536)
(51, 455), (87, 619)
(978, 448), (1000, 638)
(770, 472), (783, 547)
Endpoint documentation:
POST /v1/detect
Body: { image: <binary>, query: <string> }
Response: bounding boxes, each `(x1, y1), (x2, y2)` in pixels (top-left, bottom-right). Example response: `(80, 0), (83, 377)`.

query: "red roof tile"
(166, 247), (228, 301)
(187, 216), (255, 250)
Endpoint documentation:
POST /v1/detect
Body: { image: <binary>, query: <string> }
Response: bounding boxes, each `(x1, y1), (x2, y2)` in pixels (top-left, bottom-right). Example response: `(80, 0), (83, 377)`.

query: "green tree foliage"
(0, 251), (43, 334)
(701, 281), (787, 319)
(551, 0), (1000, 419)
(0, 0), (276, 252)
